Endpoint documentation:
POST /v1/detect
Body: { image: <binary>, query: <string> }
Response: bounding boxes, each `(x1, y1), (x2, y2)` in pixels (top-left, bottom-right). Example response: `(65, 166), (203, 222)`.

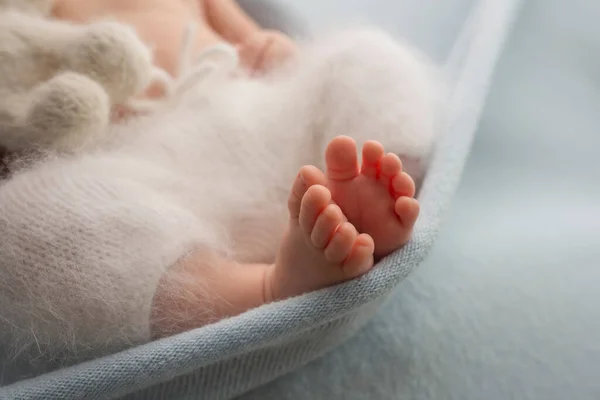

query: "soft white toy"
(0, 0), (157, 154)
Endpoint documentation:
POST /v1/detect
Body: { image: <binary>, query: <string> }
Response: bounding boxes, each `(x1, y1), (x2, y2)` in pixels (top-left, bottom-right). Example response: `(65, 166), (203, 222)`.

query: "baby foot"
(268, 165), (375, 301)
(325, 136), (420, 258)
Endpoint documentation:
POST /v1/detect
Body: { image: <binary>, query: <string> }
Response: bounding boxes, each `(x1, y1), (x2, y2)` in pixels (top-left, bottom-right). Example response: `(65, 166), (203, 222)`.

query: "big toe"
(325, 136), (360, 181)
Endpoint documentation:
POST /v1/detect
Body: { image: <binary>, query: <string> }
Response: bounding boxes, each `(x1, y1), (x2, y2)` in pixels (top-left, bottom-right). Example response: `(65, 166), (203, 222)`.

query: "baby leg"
(21, 72), (110, 152)
(153, 165), (373, 337)
(151, 136), (417, 336)
(0, 153), (208, 359)
(152, 163), (374, 338)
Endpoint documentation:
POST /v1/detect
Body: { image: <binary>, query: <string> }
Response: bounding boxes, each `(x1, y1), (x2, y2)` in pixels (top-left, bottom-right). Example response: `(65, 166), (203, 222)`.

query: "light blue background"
(243, 0), (600, 398)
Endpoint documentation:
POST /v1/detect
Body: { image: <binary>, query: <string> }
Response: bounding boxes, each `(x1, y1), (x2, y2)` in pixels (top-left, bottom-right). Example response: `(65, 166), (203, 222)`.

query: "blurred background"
(242, 0), (600, 398)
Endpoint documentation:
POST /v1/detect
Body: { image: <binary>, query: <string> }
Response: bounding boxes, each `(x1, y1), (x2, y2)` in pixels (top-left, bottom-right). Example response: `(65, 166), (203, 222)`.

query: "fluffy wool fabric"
(0, 0), (155, 153)
(0, 28), (441, 361)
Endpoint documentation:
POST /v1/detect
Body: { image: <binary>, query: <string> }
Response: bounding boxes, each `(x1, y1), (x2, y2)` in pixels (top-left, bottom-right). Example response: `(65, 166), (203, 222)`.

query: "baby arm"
(202, 0), (297, 73)
(52, 0), (297, 77)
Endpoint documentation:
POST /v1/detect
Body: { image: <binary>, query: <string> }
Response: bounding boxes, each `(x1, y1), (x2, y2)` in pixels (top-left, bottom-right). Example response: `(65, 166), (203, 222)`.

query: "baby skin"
(152, 136), (418, 337)
(53, 0), (297, 79)
(271, 136), (419, 298)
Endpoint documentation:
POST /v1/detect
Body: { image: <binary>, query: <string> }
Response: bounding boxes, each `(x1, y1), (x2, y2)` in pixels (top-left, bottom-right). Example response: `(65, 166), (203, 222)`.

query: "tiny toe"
(288, 166), (327, 218)
(342, 234), (375, 277)
(379, 153), (403, 185)
(361, 140), (385, 178)
(311, 204), (345, 249)
(395, 197), (420, 229)
(323, 222), (357, 263)
(325, 136), (360, 181)
(391, 172), (416, 198)
(298, 185), (332, 233)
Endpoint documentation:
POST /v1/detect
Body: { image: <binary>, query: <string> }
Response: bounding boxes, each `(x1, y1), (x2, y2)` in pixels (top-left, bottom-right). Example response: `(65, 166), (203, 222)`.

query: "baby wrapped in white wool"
(0, 7), (441, 362)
